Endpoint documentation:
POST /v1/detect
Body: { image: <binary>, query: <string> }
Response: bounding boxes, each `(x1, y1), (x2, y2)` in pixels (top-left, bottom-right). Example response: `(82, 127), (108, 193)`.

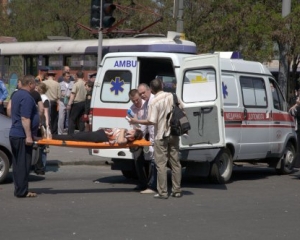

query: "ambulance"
(90, 32), (297, 183)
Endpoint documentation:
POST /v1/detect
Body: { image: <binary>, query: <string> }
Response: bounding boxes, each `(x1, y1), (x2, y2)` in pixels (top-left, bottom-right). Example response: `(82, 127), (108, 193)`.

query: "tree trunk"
(278, 42), (289, 100)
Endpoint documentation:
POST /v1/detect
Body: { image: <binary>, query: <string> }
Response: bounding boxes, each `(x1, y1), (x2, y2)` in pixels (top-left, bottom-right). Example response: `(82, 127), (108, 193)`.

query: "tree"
(4, 0), (91, 41)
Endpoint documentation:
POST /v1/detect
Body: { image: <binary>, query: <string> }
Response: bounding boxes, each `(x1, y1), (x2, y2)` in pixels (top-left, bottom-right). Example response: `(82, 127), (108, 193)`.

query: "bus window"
(24, 55), (38, 76)
(6, 56), (24, 82)
(70, 55), (84, 71)
(49, 55), (63, 70)
(83, 54), (97, 70)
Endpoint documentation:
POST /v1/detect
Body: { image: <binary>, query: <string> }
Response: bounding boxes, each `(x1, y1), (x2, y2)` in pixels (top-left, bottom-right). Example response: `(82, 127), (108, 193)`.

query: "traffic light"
(90, 0), (101, 29)
(102, 0), (116, 28)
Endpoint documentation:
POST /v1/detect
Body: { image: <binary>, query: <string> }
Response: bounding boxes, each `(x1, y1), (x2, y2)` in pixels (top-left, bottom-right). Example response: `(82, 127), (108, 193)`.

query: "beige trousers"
(154, 135), (182, 196)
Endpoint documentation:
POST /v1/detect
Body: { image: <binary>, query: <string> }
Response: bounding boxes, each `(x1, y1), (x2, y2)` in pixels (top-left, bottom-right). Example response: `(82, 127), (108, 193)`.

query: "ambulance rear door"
(92, 56), (138, 131)
(178, 53), (225, 149)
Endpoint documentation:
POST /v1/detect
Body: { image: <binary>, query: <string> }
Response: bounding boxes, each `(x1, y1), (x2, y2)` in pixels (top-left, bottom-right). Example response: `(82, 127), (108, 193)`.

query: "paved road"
(1, 161), (300, 240)
(46, 146), (110, 166)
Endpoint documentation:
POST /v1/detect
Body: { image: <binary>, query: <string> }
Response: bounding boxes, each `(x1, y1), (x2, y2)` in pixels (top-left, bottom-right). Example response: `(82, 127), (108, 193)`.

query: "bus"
(0, 32), (197, 95)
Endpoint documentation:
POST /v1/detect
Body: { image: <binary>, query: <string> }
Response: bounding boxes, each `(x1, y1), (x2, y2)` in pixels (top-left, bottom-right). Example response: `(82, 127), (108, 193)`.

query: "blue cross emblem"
(110, 77), (124, 95)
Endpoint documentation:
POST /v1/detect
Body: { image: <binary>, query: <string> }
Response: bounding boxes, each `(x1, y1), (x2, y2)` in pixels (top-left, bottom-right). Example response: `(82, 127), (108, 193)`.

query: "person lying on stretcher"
(52, 128), (144, 145)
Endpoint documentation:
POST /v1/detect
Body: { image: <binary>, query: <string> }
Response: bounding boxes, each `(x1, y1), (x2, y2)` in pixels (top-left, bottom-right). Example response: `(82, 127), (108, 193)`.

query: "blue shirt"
(9, 89), (39, 138)
(0, 80), (8, 101)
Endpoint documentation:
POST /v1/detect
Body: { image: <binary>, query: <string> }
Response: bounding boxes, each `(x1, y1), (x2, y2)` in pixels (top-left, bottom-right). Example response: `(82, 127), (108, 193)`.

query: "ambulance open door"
(177, 53), (225, 149)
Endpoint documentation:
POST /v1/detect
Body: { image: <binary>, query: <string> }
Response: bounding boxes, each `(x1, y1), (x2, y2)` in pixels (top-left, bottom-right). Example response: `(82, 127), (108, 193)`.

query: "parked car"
(0, 114), (12, 183)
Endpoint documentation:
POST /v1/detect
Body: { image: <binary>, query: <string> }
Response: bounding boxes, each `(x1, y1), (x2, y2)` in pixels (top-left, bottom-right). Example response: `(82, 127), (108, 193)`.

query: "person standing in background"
(88, 72), (97, 83)
(67, 71), (87, 134)
(9, 75), (39, 198)
(58, 72), (73, 134)
(0, 74), (8, 115)
(82, 80), (94, 132)
(34, 82), (51, 175)
(35, 67), (49, 83)
(289, 89), (300, 110)
(44, 72), (61, 134)
(58, 66), (75, 83)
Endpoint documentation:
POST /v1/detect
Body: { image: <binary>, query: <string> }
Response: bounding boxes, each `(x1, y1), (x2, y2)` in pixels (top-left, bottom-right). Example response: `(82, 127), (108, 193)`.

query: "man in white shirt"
(137, 83), (156, 194)
(128, 89), (149, 192)
(58, 72), (74, 134)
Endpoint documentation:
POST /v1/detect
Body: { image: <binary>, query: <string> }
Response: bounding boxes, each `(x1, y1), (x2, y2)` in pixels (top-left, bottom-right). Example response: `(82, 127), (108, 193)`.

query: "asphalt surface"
(1, 164), (300, 240)
(2, 145), (300, 240)
(46, 146), (111, 166)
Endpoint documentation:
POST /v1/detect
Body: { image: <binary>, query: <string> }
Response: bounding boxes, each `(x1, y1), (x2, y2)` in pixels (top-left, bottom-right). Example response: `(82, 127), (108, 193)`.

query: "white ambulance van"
(90, 32), (297, 183)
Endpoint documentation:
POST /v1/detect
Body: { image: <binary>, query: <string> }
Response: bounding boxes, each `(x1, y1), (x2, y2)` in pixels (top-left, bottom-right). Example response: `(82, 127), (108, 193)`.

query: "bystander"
(9, 75), (39, 198)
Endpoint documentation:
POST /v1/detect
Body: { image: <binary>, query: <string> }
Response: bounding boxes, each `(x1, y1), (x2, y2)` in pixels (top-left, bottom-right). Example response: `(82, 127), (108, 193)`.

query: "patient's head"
(125, 129), (143, 142)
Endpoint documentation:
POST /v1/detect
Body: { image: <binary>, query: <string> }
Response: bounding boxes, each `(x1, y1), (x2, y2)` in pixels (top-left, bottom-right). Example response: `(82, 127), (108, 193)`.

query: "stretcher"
(35, 138), (151, 149)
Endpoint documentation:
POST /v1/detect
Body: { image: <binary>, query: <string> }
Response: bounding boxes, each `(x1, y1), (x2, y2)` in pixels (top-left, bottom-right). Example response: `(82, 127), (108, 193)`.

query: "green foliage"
(3, 0), (91, 40)
(2, 0), (300, 97)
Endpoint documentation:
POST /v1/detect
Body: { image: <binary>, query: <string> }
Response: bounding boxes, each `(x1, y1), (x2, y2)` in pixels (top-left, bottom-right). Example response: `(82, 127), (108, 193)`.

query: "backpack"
(166, 93), (191, 136)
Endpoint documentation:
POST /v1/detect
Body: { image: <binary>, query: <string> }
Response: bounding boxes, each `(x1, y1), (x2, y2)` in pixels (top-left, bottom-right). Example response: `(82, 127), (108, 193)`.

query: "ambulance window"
(101, 70), (132, 103)
(269, 79), (285, 111)
(182, 68), (217, 103)
(222, 74), (238, 106)
(240, 76), (267, 107)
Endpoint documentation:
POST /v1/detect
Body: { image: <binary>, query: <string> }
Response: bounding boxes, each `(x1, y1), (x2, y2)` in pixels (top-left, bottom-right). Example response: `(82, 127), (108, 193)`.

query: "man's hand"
(25, 136), (33, 146)
(128, 117), (138, 124)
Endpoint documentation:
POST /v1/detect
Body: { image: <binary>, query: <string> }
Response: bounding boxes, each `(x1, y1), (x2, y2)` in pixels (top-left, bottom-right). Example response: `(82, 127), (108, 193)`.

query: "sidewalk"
(46, 146), (111, 166)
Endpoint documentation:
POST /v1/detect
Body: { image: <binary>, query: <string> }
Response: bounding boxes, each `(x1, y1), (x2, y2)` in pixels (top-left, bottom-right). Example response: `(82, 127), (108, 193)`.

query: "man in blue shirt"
(0, 77), (8, 115)
(9, 75), (39, 198)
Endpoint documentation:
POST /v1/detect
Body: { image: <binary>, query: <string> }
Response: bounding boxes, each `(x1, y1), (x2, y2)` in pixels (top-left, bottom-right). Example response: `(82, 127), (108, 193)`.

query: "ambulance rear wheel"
(209, 148), (233, 184)
(276, 143), (295, 175)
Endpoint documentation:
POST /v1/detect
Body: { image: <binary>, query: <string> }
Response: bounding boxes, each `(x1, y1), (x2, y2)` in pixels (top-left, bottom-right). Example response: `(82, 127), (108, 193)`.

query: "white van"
(90, 34), (297, 183)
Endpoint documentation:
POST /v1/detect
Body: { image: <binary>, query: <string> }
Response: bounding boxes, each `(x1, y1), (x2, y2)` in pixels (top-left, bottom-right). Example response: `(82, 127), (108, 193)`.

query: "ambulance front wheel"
(0, 150), (10, 184)
(209, 148), (233, 184)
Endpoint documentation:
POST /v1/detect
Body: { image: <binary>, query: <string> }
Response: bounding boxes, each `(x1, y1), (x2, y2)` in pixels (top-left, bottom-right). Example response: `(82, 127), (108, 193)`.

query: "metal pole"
(176, 0), (183, 33)
(97, 0), (103, 67)
(282, 0), (291, 17)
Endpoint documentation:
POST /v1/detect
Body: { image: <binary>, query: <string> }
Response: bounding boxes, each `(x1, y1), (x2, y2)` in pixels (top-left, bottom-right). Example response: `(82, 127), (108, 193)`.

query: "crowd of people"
(3, 70), (183, 200)
(2, 66), (96, 196)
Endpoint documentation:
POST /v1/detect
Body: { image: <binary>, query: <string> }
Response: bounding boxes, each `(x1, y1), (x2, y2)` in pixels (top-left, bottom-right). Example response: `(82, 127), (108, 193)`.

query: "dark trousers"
(53, 129), (109, 142)
(133, 147), (149, 189)
(9, 137), (33, 197)
(68, 101), (85, 134)
(50, 101), (58, 134)
(0, 103), (4, 115)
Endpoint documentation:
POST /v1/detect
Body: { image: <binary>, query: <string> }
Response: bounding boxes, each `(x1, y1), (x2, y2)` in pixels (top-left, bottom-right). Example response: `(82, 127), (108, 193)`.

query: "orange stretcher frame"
(35, 138), (151, 149)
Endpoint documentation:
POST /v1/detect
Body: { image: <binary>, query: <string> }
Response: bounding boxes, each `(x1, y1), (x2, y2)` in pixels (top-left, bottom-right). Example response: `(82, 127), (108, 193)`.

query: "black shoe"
(34, 170), (45, 175)
(153, 193), (168, 199)
(170, 192), (182, 198)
